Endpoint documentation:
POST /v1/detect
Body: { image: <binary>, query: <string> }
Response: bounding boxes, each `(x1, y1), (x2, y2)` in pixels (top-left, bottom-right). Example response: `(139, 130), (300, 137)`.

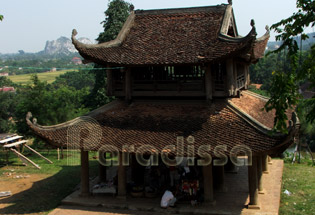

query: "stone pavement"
(49, 160), (283, 215)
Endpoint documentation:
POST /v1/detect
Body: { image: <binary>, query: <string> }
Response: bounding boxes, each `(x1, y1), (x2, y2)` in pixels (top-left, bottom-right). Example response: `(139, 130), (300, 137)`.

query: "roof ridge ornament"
(228, 0), (232, 5)
(72, 29), (78, 38)
(265, 25), (270, 33)
(250, 19), (257, 37)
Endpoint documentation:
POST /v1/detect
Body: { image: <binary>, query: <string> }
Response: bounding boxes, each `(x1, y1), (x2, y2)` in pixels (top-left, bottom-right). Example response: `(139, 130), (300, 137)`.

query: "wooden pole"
(99, 163), (107, 182)
(117, 152), (126, 198)
(205, 65), (213, 101)
(248, 156), (260, 209)
(215, 165), (226, 192)
(80, 149), (90, 197)
(257, 155), (264, 194)
(10, 148), (40, 169)
(262, 155), (269, 174)
(226, 59), (235, 96)
(24, 144), (53, 164)
(203, 163), (215, 204)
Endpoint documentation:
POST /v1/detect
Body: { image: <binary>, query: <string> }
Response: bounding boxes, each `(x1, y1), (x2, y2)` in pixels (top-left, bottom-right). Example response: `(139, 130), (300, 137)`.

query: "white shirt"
(160, 190), (174, 208)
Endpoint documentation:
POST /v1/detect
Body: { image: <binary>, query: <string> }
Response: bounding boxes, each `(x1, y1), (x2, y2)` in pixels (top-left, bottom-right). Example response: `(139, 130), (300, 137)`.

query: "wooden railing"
(236, 74), (245, 90)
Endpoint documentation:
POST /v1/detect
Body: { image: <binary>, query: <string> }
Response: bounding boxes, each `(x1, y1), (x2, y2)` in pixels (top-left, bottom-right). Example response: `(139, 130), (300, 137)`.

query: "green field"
(7, 70), (77, 85)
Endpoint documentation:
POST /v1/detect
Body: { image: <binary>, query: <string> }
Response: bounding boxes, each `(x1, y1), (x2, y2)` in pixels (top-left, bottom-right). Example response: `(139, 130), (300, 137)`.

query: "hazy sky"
(0, 0), (309, 53)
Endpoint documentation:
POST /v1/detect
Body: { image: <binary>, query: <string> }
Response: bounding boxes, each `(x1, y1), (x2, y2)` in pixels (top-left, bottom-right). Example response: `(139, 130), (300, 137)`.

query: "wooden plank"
(132, 91), (206, 97)
(3, 140), (28, 148)
(24, 144), (53, 164)
(0, 136), (23, 144)
(10, 148), (41, 169)
(0, 191), (12, 197)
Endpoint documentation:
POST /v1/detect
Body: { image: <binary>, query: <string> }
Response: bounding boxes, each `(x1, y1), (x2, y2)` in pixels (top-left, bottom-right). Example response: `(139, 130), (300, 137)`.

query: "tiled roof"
(229, 91), (294, 129)
(27, 93), (298, 156)
(72, 4), (262, 66)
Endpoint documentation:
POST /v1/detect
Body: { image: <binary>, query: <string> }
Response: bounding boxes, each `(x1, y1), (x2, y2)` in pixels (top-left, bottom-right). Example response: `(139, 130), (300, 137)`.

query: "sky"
(0, 0), (310, 54)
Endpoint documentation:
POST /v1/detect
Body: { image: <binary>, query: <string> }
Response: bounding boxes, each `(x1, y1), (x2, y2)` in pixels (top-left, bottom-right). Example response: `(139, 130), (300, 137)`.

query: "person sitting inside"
(160, 188), (177, 208)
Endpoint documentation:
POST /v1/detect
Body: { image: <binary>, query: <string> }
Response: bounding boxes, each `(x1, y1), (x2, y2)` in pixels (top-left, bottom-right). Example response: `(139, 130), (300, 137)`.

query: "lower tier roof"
(26, 92), (299, 156)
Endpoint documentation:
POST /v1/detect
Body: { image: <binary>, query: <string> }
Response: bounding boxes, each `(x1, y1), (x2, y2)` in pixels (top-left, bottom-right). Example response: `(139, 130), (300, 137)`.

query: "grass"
(248, 85), (270, 97)
(0, 147), (98, 214)
(279, 158), (315, 215)
(7, 70), (77, 85)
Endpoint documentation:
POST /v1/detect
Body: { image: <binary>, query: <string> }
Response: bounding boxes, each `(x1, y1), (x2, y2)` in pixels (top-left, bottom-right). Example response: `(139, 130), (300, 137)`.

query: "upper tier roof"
(72, 4), (270, 66)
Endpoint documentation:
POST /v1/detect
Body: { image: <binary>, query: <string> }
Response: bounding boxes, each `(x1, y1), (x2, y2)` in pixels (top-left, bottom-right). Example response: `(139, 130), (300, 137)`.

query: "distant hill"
(267, 32), (315, 51)
(43, 36), (94, 55)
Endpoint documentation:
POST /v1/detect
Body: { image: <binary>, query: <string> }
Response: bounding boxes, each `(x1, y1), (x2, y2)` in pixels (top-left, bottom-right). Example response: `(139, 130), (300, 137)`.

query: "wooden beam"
(3, 140), (27, 148)
(205, 65), (213, 101)
(80, 149), (90, 197)
(0, 135), (23, 144)
(24, 144), (53, 164)
(10, 148), (40, 169)
(116, 91), (206, 97)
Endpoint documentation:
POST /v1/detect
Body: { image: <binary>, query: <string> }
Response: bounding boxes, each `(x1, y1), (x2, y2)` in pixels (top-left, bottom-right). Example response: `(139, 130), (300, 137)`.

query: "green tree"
(97, 0), (133, 43)
(14, 75), (90, 136)
(87, 0), (133, 109)
(265, 0), (315, 132)
(0, 14), (3, 21)
(0, 92), (17, 133)
(53, 69), (95, 90)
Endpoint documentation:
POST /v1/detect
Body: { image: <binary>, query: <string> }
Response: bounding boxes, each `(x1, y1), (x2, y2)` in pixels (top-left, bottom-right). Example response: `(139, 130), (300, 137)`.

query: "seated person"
(160, 188), (176, 208)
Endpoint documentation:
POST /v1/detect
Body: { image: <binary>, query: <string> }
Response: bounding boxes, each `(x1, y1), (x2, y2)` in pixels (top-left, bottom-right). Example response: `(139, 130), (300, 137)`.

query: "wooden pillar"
(125, 68), (131, 103)
(248, 156), (260, 209)
(268, 155), (273, 165)
(99, 163), (106, 182)
(226, 59), (234, 96)
(205, 65), (212, 101)
(257, 155), (264, 194)
(216, 166), (227, 192)
(80, 149), (90, 196)
(203, 163), (215, 204)
(262, 155), (269, 174)
(106, 68), (113, 96)
(117, 152), (126, 198)
(244, 65), (249, 90)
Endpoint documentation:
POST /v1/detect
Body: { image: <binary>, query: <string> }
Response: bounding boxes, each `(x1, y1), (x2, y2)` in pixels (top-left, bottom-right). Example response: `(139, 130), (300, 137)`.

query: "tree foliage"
(0, 14), (3, 21)
(14, 75), (90, 136)
(53, 69), (95, 90)
(97, 0), (133, 43)
(0, 92), (16, 133)
(88, 0), (133, 109)
(266, 0), (315, 132)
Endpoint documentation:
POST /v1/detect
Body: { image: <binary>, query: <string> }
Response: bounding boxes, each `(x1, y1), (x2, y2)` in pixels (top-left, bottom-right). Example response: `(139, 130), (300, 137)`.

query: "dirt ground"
(0, 168), (49, 215)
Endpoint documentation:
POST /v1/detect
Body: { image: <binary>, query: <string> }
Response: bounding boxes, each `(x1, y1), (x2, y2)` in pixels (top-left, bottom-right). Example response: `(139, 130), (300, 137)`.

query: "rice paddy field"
(7, 70), (77, 85)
